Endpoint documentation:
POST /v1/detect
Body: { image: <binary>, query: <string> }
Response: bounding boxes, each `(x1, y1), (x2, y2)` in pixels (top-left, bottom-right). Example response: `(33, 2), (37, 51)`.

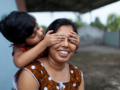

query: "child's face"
(25, 24), (44, 47)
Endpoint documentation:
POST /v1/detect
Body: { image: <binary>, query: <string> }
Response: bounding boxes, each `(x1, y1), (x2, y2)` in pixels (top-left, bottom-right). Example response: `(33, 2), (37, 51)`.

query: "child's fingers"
(69, 32), (80, 49)
(69, 37), (77, 43)
(69, 37), (80, 49)
(51, 33), (63, 36)
(69, 32), (78, 39)
(52, 38), (64, 42)
(55, 33), (64, 37)
(70, 31), (77, 34)
(51, 38), (64, 44)
(70, 31), (78, 35)
(52, 34), (65, 39)
(56, 35), (65, 39)
(46, 30), (53, 35)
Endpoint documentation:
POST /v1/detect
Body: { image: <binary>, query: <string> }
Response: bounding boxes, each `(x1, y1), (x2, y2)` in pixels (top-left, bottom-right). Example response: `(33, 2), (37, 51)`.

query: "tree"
(107, 13), (120, 31)
(91, 17), (107, 30)
(74, 13), (86, 28)
(66, 13), (86, 28)
(41, 25), (47, 31)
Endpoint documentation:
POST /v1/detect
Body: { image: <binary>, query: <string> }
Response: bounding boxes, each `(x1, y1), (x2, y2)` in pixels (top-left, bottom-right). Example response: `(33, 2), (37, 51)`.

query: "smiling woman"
(48, 25), (77, 64)
(14, 18), (84, 90)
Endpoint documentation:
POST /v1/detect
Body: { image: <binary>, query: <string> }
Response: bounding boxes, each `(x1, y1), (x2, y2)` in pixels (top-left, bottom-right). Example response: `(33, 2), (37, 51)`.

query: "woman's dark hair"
(45, 18), (78, 34)
(0, 11), (36, 45)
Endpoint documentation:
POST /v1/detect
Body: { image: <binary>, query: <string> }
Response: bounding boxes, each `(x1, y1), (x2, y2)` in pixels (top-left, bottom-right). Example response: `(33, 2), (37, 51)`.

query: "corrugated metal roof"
(25, 0), (119, 13)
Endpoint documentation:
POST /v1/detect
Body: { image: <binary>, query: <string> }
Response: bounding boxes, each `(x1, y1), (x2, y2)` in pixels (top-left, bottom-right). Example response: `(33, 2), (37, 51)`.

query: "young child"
(0, 11), (65, 68)
(0, 11), (80, 69)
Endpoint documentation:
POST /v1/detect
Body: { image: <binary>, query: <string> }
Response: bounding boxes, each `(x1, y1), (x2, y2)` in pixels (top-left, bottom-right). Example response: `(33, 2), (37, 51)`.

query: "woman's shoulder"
(25, 59), (43, 71)
(68, 63), (83, 78)
(24, 57), (47, 74)
(17, 69), (39, 90)
(24, 60), (45, 86)
(68, 63), (83, 88)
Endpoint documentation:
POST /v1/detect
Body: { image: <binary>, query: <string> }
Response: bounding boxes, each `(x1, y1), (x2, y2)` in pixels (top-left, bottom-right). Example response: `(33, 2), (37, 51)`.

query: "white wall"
(0, 0), (18, 90)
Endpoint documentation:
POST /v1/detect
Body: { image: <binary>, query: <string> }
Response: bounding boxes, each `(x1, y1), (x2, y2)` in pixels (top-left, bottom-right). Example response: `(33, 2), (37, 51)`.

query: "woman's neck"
(47, 57), (66, 71)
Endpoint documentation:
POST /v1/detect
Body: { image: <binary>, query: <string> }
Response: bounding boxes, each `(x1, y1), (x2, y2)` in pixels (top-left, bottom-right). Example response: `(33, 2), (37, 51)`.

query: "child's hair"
(45, 18), (78, 34)
(0, 11), (36, 45)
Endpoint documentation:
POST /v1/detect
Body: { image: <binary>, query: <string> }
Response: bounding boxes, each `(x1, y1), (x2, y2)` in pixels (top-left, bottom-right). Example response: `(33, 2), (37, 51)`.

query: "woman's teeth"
(58, 51), (68, 54)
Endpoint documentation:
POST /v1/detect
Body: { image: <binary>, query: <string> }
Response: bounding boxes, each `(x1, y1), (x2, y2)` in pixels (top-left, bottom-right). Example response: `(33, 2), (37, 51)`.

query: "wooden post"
(16, 0), (27, 12)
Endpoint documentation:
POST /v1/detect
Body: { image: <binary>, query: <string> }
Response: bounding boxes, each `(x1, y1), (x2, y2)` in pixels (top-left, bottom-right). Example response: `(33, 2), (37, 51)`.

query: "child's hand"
(44, 30), (65, 47)
(69, 31), (80, 50)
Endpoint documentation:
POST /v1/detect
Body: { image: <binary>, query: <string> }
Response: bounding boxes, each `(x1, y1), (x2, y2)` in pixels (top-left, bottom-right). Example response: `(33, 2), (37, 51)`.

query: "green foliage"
(74, 13), (86, 28)
(74, 21), (85, 28)
(41, 25), (47, 31)
(68, 13), (86, 28)
(91, 17), (107, 30)
(107, 13), (120, 31)
(39, 13), (120, 32)
(67, 13), (86, 28)
(90, 14), (120, 31)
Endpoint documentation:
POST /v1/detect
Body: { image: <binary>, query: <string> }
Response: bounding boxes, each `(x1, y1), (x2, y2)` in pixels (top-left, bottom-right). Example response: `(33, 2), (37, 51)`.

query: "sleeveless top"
(12, 45), (47, 60)
(23, 60), (83, 90)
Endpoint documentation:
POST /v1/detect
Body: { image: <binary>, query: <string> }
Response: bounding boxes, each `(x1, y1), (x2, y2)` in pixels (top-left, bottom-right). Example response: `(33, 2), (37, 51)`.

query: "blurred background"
(0, 0), (120, 90)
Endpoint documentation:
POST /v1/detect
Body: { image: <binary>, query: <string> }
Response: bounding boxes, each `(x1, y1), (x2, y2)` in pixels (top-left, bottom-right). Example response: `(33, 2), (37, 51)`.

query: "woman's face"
(48, 25), (77, 64)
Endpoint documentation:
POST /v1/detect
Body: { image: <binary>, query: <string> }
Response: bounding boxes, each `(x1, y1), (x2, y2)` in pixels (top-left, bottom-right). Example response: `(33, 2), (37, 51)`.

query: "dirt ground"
(68, 45), (120, 90)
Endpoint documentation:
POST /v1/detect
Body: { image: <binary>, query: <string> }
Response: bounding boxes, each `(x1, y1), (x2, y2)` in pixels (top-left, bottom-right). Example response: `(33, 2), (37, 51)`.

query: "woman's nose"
(62, 38), (69, 48)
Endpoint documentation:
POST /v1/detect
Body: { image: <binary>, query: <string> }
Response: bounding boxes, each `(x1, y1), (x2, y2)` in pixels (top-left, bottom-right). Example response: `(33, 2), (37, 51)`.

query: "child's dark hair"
(0, 11), (36, 45)
(45, 18), (78, 34)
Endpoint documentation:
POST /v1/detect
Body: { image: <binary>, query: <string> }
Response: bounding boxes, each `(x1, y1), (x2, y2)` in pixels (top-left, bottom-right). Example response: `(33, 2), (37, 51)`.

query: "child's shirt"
(12, 45), (47, 61)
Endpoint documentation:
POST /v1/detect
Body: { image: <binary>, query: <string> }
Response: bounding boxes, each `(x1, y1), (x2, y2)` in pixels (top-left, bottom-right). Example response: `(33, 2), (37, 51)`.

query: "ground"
(68, 45), (120, 90)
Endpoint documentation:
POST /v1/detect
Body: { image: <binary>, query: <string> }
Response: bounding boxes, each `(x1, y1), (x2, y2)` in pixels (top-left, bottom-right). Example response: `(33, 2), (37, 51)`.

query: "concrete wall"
(78, 26), (104, 46)
(104, 30), (120, 47)
(0, 0), (18, 90)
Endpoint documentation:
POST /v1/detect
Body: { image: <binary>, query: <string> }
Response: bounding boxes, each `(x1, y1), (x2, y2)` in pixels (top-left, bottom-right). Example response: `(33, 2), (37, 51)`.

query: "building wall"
(104, 30), (120, 47)
(0, 0), (18, 90)
(78, 26), (104, 46)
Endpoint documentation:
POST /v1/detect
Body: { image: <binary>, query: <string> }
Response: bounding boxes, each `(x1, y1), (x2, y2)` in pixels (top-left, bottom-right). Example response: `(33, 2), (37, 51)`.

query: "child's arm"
(13, 30), (65, 68)
(69, 31), (80, 50)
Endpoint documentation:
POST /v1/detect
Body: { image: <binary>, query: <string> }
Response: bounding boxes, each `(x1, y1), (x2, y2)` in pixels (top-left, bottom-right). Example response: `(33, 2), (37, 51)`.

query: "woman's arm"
(17, 69), (39, 90)
(79, 78), (85, 90)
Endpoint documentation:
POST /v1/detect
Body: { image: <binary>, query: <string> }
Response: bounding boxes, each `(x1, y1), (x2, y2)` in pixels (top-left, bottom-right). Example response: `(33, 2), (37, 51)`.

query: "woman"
(15, 18), (84, 90)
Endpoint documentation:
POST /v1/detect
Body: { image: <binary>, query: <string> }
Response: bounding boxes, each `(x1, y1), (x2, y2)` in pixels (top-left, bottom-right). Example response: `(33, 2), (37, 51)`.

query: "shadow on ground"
(68, 45), (120, 90)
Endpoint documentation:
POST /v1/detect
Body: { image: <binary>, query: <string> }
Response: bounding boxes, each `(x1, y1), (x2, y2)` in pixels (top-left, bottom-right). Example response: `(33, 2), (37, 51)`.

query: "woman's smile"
(57, 50), (69, 57)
